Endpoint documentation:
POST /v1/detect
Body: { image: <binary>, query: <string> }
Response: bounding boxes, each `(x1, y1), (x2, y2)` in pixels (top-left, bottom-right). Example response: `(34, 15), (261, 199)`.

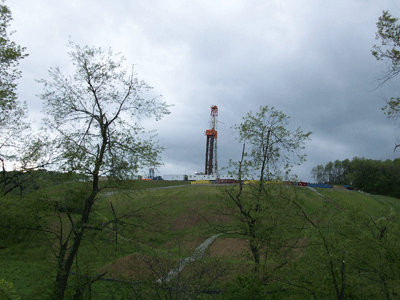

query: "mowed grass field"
(1, 182), (399, 299)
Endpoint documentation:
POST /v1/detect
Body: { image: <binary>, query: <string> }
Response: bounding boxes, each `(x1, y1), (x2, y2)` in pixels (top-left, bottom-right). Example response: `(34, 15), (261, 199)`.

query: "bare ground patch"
(170, 213), (205, 231)
(162, 236), (208, 254)
(208, 237), (251, 258)
(96, 253), (175, 281)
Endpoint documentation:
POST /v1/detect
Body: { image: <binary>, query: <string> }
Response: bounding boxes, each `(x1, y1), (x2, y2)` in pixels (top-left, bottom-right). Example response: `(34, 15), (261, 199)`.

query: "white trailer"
(163, 174), (187, 181)
(187, 174), (216, 181)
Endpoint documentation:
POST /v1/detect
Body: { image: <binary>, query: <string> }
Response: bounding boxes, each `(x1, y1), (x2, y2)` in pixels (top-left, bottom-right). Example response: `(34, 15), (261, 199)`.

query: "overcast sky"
(8, 0), (400, 181)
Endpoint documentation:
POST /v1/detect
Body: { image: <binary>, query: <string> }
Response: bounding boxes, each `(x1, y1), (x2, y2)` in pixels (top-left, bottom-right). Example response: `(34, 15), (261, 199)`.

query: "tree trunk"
(52, 191), (97, 299)
(52, 122), (108, 299)
(250, 240), (260, 274)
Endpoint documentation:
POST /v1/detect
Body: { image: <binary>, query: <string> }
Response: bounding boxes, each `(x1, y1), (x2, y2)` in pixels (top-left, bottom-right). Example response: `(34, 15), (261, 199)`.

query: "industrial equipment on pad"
(205, 105), (218, 175)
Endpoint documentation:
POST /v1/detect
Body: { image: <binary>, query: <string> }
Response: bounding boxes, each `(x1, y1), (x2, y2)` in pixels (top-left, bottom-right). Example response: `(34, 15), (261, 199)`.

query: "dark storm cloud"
(9, 0), (400, 180)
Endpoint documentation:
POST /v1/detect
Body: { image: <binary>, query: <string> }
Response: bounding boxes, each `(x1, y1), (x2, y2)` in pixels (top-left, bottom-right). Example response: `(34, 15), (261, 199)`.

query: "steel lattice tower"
(205, 105), (218, 175)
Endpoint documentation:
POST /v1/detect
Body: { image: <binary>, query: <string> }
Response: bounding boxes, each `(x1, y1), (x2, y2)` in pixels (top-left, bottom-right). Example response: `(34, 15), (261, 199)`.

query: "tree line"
(312, 157), (400, 198)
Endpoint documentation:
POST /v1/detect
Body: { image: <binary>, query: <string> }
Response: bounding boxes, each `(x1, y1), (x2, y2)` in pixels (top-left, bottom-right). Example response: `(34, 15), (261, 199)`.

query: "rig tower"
(148, 168), (155, 179)
(205, 105), (218, 175)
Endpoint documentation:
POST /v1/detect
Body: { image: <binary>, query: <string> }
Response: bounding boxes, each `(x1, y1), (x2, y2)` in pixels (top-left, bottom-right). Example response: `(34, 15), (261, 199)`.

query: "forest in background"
(311, 157), (400, 198)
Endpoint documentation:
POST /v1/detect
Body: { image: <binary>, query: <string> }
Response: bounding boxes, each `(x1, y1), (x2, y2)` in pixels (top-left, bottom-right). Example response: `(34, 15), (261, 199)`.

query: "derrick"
(205, 105), (218, 175)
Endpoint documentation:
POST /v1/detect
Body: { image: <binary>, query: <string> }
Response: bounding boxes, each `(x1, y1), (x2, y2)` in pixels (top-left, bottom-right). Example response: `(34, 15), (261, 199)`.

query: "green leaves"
(0, 0), (27, 107)
(372, 10), (400, 134)
(232, 105), (311, 180)
(220, 106), (311, 282)
(38, 41), (170, 181)
(0, 1), (29, 193)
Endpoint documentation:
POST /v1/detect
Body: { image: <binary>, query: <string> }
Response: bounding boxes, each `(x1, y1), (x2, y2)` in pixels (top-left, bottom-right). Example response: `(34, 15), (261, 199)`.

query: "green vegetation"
(221, 105), (311, 278)
(311, 157), (400, 198)
(2, 183), (400, 299)
(372, 11), (400, 122)
(313, 187), (398, 216)
(0, 0), (29, 197)
(2, 4), (400, 298)
(32, 40), (171, 299)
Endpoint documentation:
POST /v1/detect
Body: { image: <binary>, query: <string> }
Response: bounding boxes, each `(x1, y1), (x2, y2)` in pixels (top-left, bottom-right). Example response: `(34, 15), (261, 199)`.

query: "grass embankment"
(1, 183), (399, 298)
(29, 179), (191, 200)
(0, 182), (220, 298)
(313, 187), (399, 217)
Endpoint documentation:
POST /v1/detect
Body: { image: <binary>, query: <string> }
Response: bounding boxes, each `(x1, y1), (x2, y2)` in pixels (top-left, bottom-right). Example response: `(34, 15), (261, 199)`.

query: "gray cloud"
(8, 0), (400, 181)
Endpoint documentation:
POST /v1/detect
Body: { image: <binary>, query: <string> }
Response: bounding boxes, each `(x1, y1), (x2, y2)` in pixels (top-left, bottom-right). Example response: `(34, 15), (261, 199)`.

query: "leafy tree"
(372, 11), (400, 150)
(37, 41), (170, 299)
(372, 11), (400, 87)
(221, 275), (267, 300)
(0, 0), (29, 190)
(221, 106), (311, 278)
(332, 160), (342, 183)
(315, 160), (347, 184)
(345, 210), (400, 298)
(341, 158), (351, 183)
(289, 205), (400, 299)
(311, 164), (327, 183)
(324, 161), (334, 184)
(0, 0), (27, 106)
(231, 106), (312, 181)
(311, 166), (317, 183)
(284, 201), (346, 299)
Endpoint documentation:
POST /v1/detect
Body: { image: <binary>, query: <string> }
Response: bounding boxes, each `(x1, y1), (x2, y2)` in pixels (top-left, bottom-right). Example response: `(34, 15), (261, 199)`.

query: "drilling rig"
(205, 105), (218, 175)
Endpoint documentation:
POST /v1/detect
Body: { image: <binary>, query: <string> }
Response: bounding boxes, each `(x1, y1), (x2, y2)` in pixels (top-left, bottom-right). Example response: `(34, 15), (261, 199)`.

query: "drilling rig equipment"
(205, 105), (218, 175)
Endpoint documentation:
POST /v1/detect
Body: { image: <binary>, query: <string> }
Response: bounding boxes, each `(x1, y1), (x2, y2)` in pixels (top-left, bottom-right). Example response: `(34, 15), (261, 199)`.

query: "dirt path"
(306, 186), (343, 210)
(306, 186), (325, 197)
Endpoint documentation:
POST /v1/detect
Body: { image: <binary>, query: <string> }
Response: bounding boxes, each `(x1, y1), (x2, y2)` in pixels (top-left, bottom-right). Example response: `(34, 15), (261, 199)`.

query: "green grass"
(294, 185), (327, 212)
(95, 185), (227, 249)
(26, 179), (191, 202)
(0, 243), (56, 299)
(313, 188), (398, 217)
(1, 183), (400, 299)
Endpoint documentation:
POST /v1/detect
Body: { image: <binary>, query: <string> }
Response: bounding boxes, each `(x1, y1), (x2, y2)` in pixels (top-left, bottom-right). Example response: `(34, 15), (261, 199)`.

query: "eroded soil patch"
(97, 253), (175, 280)
(208, 237), (251, 258)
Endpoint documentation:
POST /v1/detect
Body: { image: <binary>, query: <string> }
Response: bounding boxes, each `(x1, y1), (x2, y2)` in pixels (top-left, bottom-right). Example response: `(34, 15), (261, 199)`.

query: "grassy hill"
(1, 183), (399, 299)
